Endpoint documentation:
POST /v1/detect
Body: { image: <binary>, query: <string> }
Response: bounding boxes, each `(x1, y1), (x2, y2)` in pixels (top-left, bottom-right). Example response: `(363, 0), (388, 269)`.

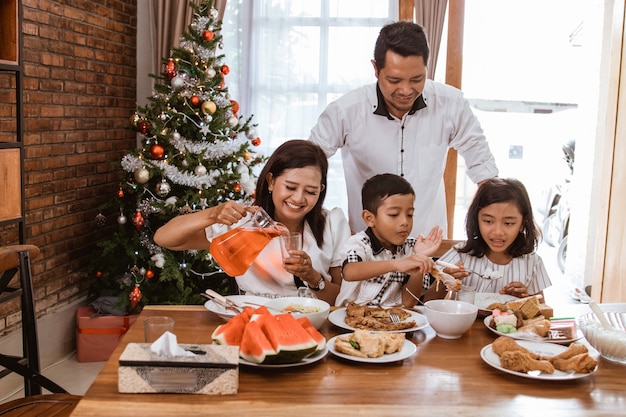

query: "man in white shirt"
(309, 21), (498, 236)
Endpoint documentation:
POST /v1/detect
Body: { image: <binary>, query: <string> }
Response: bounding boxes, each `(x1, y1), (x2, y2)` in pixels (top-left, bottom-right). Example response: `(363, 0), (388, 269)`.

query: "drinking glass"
(280, 232), (302, 264)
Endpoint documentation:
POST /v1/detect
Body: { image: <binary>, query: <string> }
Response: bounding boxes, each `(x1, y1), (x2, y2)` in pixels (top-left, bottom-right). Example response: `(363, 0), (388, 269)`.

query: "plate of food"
(483, 315), (583, 344)
(238, 345), (328, 368)
(204, 295), (269, 321)
(480, 337), (598, 380)
(329, 302), (429, 333)
(474, 293), (518, 314)
(328, 331), (417, 363)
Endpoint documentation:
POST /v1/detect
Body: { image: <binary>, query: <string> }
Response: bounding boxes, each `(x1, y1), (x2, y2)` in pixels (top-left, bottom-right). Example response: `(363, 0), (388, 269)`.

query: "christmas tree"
(91, 0), (265, 313)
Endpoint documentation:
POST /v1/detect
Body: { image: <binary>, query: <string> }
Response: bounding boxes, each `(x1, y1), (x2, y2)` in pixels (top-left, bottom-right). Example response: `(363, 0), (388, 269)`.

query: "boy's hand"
(413, 226), (443, 256)
(396, 254), (435, 275)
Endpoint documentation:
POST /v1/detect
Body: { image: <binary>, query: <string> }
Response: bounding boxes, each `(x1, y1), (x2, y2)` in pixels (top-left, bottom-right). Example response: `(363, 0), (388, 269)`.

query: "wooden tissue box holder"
(118, 343), (239, 394)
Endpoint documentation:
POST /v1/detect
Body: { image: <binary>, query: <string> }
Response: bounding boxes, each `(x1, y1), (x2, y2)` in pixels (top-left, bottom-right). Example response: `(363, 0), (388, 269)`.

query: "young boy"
(335, 173), (443, 308)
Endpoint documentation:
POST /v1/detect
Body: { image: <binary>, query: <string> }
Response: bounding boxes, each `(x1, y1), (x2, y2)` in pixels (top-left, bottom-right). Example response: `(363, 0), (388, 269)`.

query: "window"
(222, 0), (397, 211)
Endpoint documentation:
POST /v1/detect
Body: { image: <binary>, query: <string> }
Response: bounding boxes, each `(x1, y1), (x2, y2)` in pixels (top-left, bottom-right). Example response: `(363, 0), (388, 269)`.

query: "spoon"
(405, 287), (425, 306)
(202, 290), (242, 313)
(589, 300), (614, 330)
(435, 260), (503, 280)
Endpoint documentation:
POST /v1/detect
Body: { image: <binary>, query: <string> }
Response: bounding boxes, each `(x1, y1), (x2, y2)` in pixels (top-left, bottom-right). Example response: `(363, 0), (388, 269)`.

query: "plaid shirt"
(335, 228), (416, 308)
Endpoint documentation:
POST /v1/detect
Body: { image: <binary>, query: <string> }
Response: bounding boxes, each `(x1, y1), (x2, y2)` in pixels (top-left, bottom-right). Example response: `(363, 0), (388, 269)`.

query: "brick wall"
(0, 0), (137, 334)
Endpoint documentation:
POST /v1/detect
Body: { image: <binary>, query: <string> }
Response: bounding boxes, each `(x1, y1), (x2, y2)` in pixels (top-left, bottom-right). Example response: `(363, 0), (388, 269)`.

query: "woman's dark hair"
(361, 173), (414, 214)
(254, 140), (328, 246)
(374, 21), (430, 70)
(459, 178), (540, 258)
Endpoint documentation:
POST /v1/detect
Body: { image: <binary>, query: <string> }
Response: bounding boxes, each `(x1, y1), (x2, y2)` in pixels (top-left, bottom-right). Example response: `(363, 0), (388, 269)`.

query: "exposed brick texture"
(0, 0), (137, 335)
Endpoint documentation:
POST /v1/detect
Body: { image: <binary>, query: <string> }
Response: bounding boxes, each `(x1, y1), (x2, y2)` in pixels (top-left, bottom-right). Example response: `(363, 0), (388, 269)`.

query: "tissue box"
(118, 343), (239, 394)
(76, 306), (139, 362)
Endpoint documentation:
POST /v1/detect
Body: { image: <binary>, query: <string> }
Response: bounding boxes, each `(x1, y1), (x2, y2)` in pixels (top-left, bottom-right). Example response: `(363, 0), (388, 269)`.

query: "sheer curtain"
(222, 1), (398, 211)
(413, 0), (448, 80)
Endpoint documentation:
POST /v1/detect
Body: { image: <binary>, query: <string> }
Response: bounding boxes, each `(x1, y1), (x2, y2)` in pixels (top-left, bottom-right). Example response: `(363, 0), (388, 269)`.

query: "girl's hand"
(413, 226), (443, 256)
(500, 281), (529, 298)
(441, 261), (471, 280)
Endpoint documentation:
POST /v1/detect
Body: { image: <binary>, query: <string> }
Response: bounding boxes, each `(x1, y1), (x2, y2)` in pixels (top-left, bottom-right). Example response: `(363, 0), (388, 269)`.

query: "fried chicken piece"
(552, 353), (598, 373)
(431, 268), (462, 292)
(545, 343), (588, 362)
(380, 333), (406, 354)
(334, 330), (406, 358)
(352, 330), (384, 357)
(491, 336), (541, 360)
(334, 339), (369, 358)
(344, 302), (416, 331)
(345, 315), (416, 331)
(499, 351), (555, 374)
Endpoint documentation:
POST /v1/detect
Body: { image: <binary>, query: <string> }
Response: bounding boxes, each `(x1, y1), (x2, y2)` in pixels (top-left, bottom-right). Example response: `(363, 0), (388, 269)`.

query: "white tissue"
(150, 331), (196, 357)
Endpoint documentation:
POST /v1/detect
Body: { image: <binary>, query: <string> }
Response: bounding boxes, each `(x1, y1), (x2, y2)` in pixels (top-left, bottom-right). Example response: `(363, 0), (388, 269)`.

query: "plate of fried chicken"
(481, 336), (598, 380)
(329, 302), (429, 333)
(328, 330), (417, 363)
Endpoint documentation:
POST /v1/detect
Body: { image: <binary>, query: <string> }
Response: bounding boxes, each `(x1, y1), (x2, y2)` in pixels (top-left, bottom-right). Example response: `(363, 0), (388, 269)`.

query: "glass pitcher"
(209, 208), (288, 276)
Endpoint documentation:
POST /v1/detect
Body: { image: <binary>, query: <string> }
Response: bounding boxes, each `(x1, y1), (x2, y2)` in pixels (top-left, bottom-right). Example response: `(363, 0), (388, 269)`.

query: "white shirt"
(335, 228), (417, 308)
(436, 244), (552, 295)
(205, 207), (350, 297)
(309, 81), (498, 236)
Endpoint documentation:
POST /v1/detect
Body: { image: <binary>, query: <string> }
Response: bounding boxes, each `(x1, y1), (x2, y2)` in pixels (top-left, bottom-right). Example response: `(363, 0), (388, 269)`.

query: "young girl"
(436, 178), (551, 299)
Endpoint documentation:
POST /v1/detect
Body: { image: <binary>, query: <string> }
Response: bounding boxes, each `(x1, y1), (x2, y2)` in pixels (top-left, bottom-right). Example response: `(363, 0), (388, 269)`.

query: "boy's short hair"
(362, 173), (415, 214)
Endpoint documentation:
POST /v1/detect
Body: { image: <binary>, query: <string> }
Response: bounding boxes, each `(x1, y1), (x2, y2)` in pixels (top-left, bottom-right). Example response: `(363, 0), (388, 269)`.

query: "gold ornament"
(201, 100), (217, 115)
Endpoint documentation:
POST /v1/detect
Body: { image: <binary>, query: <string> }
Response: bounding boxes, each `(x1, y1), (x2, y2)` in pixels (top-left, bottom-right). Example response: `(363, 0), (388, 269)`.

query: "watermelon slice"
(296, 317), (326, 351)
(239, 320), (277, 364)
(259, 314), (318, 364)
(211, 312), (248, 345)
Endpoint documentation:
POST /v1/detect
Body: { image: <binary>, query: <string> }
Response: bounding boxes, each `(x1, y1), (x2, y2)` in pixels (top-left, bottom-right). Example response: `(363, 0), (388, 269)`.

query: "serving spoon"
(435, 260), (503, 280)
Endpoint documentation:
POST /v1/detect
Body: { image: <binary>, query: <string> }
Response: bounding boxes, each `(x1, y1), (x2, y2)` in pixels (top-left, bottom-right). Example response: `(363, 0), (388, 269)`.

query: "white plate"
(327, 334), (417, 363)
(474, 293), (518, 313)
(483, 315), (583, 344)
(203, 295), (270, 321)
(238, 345), (328, 368)
(480, 340), (597, 380)
(328, 307), (429, 333)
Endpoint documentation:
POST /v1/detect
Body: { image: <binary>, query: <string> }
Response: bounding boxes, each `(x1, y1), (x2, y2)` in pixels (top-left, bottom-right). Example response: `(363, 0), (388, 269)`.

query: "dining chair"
(0, 245), (68, 396)
(0, 393), (81, 416)
(433, 239), (462, 259)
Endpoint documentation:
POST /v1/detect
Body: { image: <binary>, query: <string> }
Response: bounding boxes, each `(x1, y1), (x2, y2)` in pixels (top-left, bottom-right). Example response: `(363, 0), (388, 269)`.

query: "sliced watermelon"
(239, 320), (277, 364)
(296, 317), (326, 351)
(259, 314), (318, 364)
(253, 305), (272, 316)
(211, 312), (248, 346)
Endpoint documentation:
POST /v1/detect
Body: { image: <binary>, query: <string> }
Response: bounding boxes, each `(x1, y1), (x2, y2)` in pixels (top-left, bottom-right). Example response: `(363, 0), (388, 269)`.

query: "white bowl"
(203, 295), (270, 321)
(578, 309), (626, 364)
(424, 299), (478, 339)
(264, 296), (330, 329)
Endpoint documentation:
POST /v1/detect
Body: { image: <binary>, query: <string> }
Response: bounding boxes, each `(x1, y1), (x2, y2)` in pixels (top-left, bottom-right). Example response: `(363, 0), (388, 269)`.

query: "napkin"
(149, 331), (196, 357)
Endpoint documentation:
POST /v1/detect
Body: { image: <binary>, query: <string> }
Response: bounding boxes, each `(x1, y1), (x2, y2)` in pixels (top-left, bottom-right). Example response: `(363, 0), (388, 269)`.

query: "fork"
(435, 260), (503, 280)
(389, 313), (401, 323)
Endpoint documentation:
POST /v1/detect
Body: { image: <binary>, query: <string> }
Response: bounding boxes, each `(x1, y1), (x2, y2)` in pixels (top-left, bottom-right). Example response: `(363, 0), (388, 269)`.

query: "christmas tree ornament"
(149, 144), (165, 159)
(244, 150), (252, 161)
(139, 267), (146, 276)
(165, 58), (176, 80)
(220, 65), (230, 75)
(118, 209), (127, 224)
(145, 269), (155, 279)
(130, 112), (140, 127)
(202, 30), (214, 41)
(246, 127), (257, 139)
(171, 131), (181, 141)
(155, 179), (171, 197)
(201, 100), (216, 114)
(117, 187), (124, 198)
(95, 211), (107, 227)
(230, 100), (239, 113)
(137, 120), (149, 134)
(129, 284), (142, 308)
(207, 67), (216, 78)
(228, 116), (238, 127)
(190, 95), (201, 107)
(233, 183), (242, 193)
(251, 137), (262, 146)
(134, 167), (150, 184)
(132, 209), (144, 230)
(171, 74), (185, 89)
(194, 164), (207, 176)
(96, 271), (103, 278)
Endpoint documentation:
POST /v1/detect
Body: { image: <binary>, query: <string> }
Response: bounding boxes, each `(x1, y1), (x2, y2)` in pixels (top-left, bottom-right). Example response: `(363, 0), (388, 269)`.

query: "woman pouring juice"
(154, 140), (351, 305)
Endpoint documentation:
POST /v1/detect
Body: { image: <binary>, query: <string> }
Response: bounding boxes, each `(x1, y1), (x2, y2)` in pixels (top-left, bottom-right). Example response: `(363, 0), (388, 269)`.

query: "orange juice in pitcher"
(209, 208), (287, 276)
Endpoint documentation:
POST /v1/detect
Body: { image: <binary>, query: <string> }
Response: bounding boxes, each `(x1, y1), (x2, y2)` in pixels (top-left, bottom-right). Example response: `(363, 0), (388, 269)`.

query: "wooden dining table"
(69, 303), (625, 417)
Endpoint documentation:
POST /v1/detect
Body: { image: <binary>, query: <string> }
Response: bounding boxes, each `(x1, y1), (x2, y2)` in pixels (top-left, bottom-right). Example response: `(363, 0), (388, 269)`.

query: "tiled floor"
(0, 242), (582, 406)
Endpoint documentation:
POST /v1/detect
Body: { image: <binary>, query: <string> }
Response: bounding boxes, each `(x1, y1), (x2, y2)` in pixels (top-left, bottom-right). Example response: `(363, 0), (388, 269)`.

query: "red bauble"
(251, 137), (261, 146)
(220, 65), (230, 75)
(202, 30), (214, 41)
(132, 209), (144, 231)
(145, 269), (155, 279)
(129, 284), (142, 308)
(117, 188), (124, 198)
(230, 100), (239, 113)
(150, 144), (165, 159)
(96, 271), (103, 278)
(190, 95), (201, 107)
(137, 120), (149, 134)
(233, 183), (242, 193)
(165, 59), (176, 80)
